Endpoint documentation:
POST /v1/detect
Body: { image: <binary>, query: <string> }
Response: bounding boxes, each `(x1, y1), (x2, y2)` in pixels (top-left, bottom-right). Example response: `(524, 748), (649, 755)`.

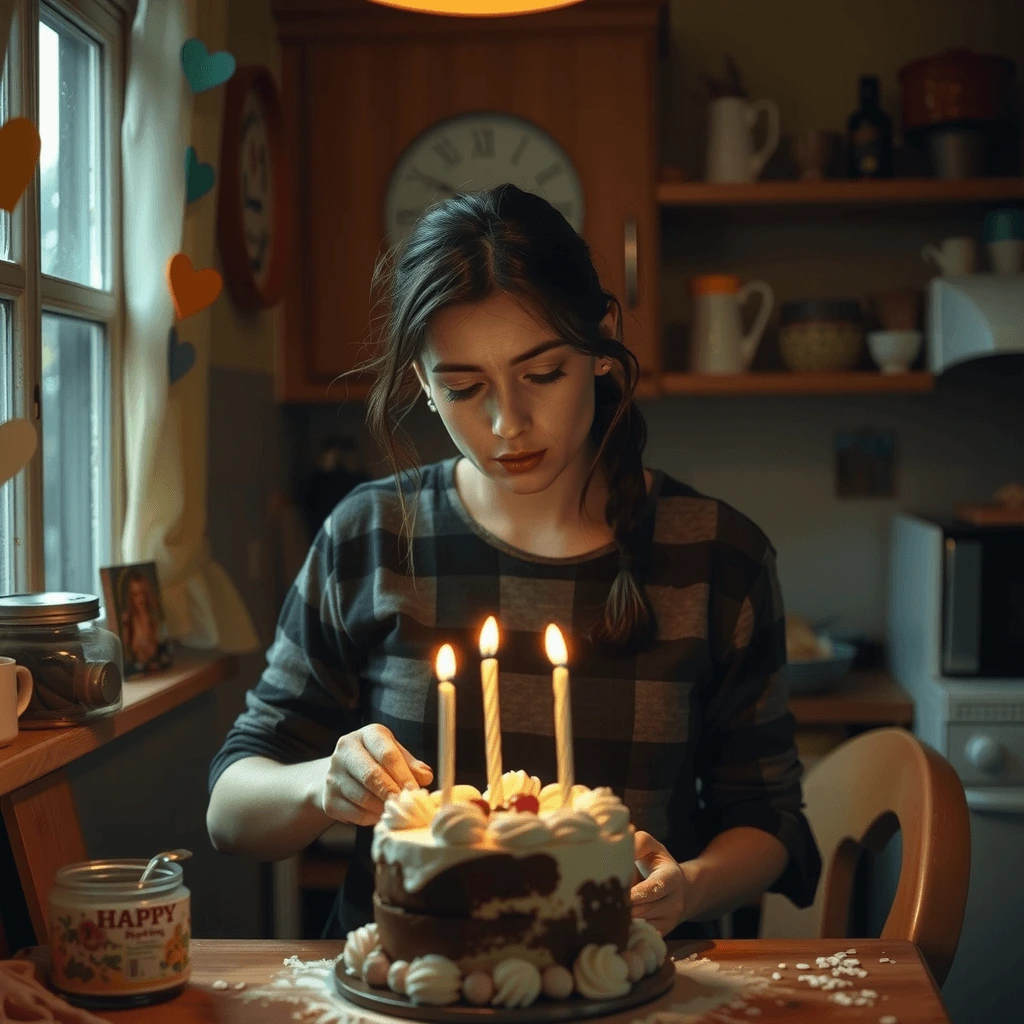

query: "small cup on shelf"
(867, 329), (923, 374)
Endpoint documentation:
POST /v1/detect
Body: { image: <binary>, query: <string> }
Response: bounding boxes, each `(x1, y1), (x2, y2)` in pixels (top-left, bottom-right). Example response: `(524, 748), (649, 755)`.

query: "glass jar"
(0, 593), (123, 727)
(48, 859), (191, 1009)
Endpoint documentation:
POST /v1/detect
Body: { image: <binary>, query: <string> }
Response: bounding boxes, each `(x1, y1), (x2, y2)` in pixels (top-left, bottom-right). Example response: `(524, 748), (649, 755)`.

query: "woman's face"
(129, 579), (147, 612)
(414, 291), (614, 496)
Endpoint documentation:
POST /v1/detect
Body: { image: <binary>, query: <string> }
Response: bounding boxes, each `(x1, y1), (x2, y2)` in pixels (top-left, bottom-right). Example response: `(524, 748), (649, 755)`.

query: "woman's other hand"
(319, 724), (434, 826)
(630, 830), (687, 935)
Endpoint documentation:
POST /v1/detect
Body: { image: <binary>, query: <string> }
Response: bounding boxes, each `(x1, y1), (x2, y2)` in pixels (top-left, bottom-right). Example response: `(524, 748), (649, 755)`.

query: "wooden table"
(83, 938), (948, 1023)
(0, 653), (239, 954)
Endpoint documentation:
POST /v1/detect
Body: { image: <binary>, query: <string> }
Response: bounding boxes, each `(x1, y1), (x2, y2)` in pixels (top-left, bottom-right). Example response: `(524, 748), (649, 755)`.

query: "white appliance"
(888, 512), (1024, 1024)
(928, 274), (1024, 373)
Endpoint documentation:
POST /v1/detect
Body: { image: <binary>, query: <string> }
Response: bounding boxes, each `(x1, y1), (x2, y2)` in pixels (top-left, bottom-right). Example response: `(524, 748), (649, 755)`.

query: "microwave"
(889, 512), (1024, 679)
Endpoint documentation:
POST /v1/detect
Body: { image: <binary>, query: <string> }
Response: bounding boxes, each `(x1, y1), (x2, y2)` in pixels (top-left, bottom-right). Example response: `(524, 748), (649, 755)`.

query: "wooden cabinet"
(271, 0), (665, 403)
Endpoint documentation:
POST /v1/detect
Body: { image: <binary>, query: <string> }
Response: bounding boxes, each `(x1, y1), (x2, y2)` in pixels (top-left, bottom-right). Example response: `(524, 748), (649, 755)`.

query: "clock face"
(240, 89), (274, 289)
(385, 111), (584, 246)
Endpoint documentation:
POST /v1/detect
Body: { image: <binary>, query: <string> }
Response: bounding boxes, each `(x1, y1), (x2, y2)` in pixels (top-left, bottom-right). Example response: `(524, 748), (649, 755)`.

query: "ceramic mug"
(921, 236), (976, 276)
(988, 240), (1024, 275)
(0, 656), (34, 746)
(705, 96), (780, 183)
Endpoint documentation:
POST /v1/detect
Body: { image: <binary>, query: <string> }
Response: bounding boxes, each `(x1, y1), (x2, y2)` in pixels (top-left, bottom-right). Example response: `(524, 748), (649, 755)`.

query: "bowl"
(779, 640), (857, 695)
(868, 329), (923, 374)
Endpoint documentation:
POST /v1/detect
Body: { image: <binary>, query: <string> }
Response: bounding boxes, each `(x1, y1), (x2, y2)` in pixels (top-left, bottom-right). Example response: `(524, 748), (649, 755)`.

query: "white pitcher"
(705, 96), (781, 183)
(690, 275), (774, 374)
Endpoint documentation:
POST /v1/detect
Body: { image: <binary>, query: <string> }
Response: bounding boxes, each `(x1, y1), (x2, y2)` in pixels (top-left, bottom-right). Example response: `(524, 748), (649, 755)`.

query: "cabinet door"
(276, 17), (660, 402)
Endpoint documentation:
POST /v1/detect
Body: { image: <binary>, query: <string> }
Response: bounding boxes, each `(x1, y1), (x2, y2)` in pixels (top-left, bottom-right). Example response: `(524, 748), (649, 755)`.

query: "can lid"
(0, 592), (100, 625)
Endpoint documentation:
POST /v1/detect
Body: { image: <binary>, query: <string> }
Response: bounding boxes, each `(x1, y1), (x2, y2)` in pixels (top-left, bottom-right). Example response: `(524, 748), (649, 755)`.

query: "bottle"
(847, 76), (893, 178)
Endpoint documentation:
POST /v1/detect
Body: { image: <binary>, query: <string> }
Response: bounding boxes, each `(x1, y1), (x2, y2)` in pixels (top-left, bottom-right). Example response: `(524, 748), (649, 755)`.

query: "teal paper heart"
(185, 146), (215, 203)
(168, 327), (196, 384)
(180, 38), (236, 94)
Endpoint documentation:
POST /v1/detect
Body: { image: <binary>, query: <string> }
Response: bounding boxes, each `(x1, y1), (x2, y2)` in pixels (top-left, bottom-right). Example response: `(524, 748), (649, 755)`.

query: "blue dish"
(780, 640), (857, 695)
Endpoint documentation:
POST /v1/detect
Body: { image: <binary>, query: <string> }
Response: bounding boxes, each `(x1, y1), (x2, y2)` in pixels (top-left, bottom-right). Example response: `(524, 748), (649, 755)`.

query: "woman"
(120, 570), (162, 673)
(207, 184), (821, 940)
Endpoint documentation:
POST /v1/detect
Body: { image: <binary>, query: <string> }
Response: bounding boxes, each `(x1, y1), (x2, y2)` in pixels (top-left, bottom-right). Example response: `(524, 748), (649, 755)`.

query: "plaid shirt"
(210, 457), (821, 936)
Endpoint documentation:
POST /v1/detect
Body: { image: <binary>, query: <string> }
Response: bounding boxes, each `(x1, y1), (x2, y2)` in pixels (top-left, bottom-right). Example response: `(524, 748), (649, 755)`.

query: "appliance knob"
(965, 734), (1004, 774)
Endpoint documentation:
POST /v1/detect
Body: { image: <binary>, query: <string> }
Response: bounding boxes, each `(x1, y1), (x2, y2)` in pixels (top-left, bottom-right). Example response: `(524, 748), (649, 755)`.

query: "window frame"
(0, 0), (133, 595)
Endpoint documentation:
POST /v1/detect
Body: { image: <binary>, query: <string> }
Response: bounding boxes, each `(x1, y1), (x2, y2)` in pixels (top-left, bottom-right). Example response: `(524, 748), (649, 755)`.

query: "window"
(0, 0), (126, 598)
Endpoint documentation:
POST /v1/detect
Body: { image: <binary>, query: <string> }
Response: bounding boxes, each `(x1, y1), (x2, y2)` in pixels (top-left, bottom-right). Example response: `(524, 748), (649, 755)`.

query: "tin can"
(47, 859), (190, 1009)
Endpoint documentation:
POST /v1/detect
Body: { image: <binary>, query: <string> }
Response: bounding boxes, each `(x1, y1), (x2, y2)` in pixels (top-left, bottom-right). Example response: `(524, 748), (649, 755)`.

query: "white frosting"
(342, 923), (379, 977)
(547, 808), (601, 843)
(405, 954), (463, 1006)
(381, 788), (435, 831)
(430, 785), (483, 806)
(484, 770), (541, 805)
(627, 917), (668, 974)
(491, 958), (542, 1008)
(573, 787), (630, 835)
(487, 811), (553, 848)
(431, 802), (488, 846)
(538, 782), (589, 813)
(573, 944), (631, 999)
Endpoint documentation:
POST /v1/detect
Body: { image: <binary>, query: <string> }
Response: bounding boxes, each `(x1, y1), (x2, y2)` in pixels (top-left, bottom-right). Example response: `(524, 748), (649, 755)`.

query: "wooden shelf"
(0, 652), (239, 797)
(659, 371), (934, 395)
(657, 176), (1024, 208)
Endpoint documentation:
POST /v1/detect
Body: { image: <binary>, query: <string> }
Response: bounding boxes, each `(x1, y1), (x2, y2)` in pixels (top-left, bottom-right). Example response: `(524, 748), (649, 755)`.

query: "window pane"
(41, 312), (110, 596)
(0, 37), (10, 263)
(38, 8), (105, 288)
(0, 301), (14, 595)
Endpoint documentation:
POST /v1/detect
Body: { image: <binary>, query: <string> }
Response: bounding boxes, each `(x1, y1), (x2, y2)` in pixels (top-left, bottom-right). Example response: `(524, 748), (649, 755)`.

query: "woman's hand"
(630, 830), (688, 935)
(319, 724), (434, 826)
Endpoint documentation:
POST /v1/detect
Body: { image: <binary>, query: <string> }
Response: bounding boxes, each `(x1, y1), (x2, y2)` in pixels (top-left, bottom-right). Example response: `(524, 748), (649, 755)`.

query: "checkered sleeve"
(208, 517), (365, 794)
(694, 524), (822, 909)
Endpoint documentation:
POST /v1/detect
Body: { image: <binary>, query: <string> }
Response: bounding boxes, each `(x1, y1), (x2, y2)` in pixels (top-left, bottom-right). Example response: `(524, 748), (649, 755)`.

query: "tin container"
(47, 859), (191, 1009)
(0, 593), (123, 727)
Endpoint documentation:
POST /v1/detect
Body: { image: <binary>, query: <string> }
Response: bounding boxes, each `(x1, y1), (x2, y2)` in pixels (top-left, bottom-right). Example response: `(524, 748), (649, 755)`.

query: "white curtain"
(121, 0), (258, 652)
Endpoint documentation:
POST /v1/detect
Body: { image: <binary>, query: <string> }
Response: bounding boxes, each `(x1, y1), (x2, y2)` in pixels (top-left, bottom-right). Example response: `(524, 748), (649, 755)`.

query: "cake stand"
(334, 959), (675, 1022)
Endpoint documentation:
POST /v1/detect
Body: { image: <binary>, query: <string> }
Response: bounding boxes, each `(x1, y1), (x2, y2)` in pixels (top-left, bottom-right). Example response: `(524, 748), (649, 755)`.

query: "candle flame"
(479, 615), (499, 657)
(435, 643), (457, 681)
(544, 623), (568, 666)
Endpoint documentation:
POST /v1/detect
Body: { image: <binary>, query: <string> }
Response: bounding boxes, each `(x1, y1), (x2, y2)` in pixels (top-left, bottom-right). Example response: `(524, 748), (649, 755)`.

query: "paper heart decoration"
(0, 118), (42, 213)
(166, 253), (222, 321)
(185, 146), (215, 203)
(180, 39), (236, 94)
(0, 418), (38, 487)
(168, 327), (196, 384)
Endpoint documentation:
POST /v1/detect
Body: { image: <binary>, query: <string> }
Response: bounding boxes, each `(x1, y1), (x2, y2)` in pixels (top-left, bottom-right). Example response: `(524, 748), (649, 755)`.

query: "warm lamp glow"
(544, 623), (568, 666)
(479, 616), (500, 658)
(366, 0), (585, 16)
(435, 643), (457, 681)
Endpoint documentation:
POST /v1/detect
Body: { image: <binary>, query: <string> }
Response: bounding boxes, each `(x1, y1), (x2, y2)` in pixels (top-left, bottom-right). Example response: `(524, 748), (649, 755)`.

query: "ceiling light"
(366, 0), (585, 16)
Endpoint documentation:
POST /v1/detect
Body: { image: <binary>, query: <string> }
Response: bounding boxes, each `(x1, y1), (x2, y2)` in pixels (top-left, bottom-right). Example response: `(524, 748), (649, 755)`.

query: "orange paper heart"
(0, 118), (41, 213)
(166, 253), (223, 321)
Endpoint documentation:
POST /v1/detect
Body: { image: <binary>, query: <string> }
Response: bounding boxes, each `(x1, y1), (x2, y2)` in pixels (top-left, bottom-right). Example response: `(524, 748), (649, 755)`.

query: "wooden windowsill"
(0, 652), (240, 797)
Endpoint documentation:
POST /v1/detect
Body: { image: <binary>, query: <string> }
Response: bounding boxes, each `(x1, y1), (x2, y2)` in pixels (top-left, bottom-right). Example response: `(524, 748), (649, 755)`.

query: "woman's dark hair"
(359, 184), (656, 654)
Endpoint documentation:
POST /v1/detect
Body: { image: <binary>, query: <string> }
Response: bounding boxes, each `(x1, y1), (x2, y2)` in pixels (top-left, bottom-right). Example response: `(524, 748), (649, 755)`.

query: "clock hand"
(408, 169), (458, 195)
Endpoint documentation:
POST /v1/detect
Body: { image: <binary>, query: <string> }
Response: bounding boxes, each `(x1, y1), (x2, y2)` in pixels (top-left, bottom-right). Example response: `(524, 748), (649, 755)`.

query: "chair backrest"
(759, 727), (970, 986)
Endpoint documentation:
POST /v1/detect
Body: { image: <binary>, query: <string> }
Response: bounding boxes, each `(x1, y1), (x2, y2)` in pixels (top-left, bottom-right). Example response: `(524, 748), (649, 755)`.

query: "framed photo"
(99, 562), (173, 677)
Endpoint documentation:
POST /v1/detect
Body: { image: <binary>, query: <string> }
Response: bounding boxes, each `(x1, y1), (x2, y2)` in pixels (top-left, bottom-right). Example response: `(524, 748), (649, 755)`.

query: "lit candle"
(435, 644), (457, 805)
(544, 624), (574, 807)
(479, 616), (504, 809)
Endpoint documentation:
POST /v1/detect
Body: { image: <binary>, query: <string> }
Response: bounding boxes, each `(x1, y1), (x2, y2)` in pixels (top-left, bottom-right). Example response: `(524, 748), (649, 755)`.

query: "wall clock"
(218, 65), (290, 310)
(384, 110), (584, 246)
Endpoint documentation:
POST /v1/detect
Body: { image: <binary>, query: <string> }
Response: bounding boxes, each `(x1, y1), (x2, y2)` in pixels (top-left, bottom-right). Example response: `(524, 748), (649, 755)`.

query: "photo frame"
(99, 562), (174, 678)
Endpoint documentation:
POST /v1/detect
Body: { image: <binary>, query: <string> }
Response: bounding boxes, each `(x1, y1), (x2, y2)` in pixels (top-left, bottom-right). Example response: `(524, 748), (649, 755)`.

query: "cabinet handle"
(624, 215), (638, 310)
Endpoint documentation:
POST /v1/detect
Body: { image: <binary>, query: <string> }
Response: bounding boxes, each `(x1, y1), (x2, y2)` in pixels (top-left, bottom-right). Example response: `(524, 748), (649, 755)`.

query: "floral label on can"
(49, 895), (191, 995)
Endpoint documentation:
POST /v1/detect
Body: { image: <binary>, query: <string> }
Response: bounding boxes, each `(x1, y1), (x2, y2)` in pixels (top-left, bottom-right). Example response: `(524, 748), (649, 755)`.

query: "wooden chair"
(759, 727), (970, 986)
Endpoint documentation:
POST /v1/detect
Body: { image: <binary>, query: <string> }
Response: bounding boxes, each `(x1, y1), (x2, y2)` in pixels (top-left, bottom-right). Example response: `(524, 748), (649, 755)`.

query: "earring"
(426, 396), (438, 413)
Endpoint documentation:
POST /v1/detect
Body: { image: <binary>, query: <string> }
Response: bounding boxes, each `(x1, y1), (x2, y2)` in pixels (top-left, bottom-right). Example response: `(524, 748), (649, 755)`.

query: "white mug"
(921, 237), (976, 276)
(988, 239), (1024, 275)
(705, 96), (780, 184)
(0, 656), (33, 746)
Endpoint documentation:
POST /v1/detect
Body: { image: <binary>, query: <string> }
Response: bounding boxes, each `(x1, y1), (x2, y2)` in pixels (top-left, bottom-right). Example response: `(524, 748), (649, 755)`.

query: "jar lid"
(780, 299), (863, 325)
(0, 592), (100, 625)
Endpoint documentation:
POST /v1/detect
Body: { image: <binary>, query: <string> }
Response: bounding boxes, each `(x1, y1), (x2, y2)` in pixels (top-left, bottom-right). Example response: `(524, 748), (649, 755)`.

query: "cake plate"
(334, 958), (675, 1023)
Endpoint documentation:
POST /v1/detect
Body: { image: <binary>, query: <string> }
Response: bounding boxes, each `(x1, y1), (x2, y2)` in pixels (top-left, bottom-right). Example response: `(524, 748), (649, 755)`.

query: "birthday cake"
(340, 770), (668, 1009)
